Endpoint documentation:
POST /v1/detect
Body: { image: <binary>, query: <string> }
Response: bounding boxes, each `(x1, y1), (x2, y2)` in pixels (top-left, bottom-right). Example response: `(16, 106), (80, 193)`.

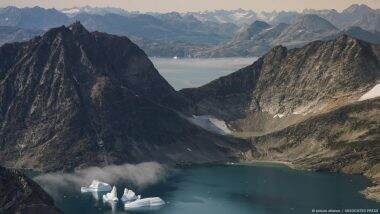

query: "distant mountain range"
(304, 4), (380, 31)
(0, 4), (379, 57)
(186, 4), (380, 31)
(0, 6), (238, 45)
(184, 15), (380, 57)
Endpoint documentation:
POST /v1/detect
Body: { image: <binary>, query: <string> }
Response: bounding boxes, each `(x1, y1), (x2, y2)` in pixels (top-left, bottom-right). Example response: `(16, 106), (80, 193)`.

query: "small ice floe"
(81, 180), (112, 192)
(121, 188), (140, 202)
(102, 186), (118, 202)
(124, 197), (165, 210)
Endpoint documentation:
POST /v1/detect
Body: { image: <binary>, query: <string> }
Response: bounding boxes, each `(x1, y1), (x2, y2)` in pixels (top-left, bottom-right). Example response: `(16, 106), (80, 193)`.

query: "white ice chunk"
(359, 84), (380, 101)
(121, 188), (139, 202)
(124, 197), (165, 209)
(103, 186), (118, 202)
(81, 180), (112, 192)
(273, 113), (285, 119)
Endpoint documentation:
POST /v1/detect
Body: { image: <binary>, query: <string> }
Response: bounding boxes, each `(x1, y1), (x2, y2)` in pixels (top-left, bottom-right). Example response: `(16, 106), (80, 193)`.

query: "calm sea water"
(35, 164), (379, 214)
(151, 58), (256, 90)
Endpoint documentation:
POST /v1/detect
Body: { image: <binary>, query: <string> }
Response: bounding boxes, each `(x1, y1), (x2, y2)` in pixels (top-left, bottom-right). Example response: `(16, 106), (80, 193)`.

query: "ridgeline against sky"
(2, 0), (380, 13)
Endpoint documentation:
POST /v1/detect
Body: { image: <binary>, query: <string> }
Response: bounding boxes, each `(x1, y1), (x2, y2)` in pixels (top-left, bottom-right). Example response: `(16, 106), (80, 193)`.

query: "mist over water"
(152, 57), (257, 90)
(34, 162), (167, 197)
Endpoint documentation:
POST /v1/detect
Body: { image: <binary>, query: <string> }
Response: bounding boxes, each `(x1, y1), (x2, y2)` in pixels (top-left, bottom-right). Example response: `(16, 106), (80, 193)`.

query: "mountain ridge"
(181, 34), (380, 132)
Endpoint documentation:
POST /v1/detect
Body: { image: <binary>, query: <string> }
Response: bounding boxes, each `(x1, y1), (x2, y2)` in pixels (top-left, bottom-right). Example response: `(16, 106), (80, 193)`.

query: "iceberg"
(121, 188), (139, 202)
(81, 180), (112, 192)
(102, 186), (119, 202)
(124, 197), (165, 209)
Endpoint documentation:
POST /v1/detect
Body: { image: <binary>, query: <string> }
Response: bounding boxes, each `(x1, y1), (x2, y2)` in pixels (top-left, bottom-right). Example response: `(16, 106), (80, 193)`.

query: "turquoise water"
(36, 164), (379, 214)
(151, 58), (256, 90)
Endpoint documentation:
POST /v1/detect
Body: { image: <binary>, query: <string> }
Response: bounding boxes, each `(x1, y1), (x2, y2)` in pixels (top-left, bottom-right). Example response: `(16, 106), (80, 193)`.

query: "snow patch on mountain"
(188, 115), (232, 135)
(359, 84), (380, 101)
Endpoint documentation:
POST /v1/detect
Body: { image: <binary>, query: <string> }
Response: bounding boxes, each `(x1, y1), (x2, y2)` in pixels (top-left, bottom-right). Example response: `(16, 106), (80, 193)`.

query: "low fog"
(34, 162), (168, 196)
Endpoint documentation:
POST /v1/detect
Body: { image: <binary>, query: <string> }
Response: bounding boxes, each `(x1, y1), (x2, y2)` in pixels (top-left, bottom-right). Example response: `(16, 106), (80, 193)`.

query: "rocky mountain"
(181, 35), (380, 133)
(0, 6), (69, 29)
(191, 15), (339, 57)
(187, 13), (380, 58)
(341, 4), (380, 31)
(181, 35), (380, 201)
(267, 11), (299, 25)
(0, 166), (61, 213)
(0, 26), (43, 45)
(0, 23), (247, 171)
(325, 26), (380, 45)
(185, 9), (298, 26)
(232, 21), (271, 42)
(189, 21), (286, 57)
(304, 4), (380, 31)
(185, 4), (380, 32)
(72, 12), (237, 44)
(0, 6), (238, 45)
(272, 14), (338, 47)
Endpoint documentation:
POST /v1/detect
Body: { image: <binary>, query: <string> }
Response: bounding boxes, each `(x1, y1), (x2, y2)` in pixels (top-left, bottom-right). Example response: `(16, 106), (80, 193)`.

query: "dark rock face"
(0, 166), (61, 213)
(0, 22), (246, 171)
(181, 35), (380, 132)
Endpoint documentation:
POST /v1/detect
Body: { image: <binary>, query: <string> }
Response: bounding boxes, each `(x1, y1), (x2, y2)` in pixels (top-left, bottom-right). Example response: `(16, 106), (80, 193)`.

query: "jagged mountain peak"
(68, 21), (89, 34)
(272, 14), (338, 47)
(343, 4), (375, 14)
(233, 20), (271, 42)
(293, 14), (337, 29)
(249, 20), (271, 28)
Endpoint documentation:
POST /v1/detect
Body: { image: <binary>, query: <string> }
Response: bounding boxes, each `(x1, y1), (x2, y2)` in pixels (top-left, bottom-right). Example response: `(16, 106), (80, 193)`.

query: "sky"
(0, 0), (379, 12)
